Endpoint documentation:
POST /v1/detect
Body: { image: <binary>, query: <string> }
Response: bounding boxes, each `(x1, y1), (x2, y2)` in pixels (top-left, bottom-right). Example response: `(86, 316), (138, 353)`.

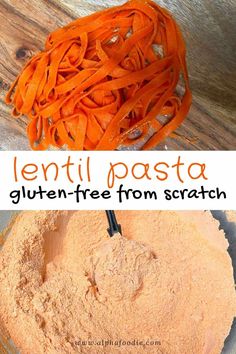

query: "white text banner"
(0, 151), (234, 210)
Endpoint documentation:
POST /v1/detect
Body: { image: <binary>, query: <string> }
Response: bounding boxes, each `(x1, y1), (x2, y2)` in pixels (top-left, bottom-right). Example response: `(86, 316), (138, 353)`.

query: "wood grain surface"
(0, 0), (235, 150)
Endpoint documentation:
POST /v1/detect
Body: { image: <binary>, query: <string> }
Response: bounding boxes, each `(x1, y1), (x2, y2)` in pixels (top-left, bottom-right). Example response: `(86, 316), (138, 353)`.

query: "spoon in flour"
(105, 210), (122, 237)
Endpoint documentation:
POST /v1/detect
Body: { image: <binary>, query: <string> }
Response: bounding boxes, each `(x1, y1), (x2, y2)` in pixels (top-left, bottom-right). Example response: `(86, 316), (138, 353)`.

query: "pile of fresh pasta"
(6, 0), (192, 150)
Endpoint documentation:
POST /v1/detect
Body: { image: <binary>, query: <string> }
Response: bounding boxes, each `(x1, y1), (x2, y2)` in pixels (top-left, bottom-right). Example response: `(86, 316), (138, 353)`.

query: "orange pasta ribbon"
(6, 0), (192, 150)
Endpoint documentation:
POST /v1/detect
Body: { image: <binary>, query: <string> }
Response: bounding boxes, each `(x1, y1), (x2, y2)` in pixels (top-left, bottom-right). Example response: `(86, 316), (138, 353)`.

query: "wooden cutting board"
(0, 0), (235, 150)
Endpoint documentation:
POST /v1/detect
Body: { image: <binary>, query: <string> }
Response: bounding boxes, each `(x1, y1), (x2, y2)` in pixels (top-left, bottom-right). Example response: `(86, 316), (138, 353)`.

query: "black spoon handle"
(105, 210), (122, 237)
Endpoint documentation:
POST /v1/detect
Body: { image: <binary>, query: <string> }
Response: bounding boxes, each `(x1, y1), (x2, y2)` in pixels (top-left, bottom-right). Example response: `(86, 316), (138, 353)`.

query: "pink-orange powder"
(0, 211), (235, 354)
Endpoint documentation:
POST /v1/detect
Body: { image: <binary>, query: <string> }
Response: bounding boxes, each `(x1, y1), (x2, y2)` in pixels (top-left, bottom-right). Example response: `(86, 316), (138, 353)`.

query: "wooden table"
(0, 0), (235, 150)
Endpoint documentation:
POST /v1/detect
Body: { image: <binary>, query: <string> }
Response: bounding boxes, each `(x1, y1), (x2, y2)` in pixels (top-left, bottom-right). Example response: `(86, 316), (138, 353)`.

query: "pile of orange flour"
(0, 211), (235, 354)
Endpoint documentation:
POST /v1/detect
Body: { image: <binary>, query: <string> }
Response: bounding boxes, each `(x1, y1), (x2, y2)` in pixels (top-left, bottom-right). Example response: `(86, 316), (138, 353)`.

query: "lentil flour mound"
(0, 211), (235, 354)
